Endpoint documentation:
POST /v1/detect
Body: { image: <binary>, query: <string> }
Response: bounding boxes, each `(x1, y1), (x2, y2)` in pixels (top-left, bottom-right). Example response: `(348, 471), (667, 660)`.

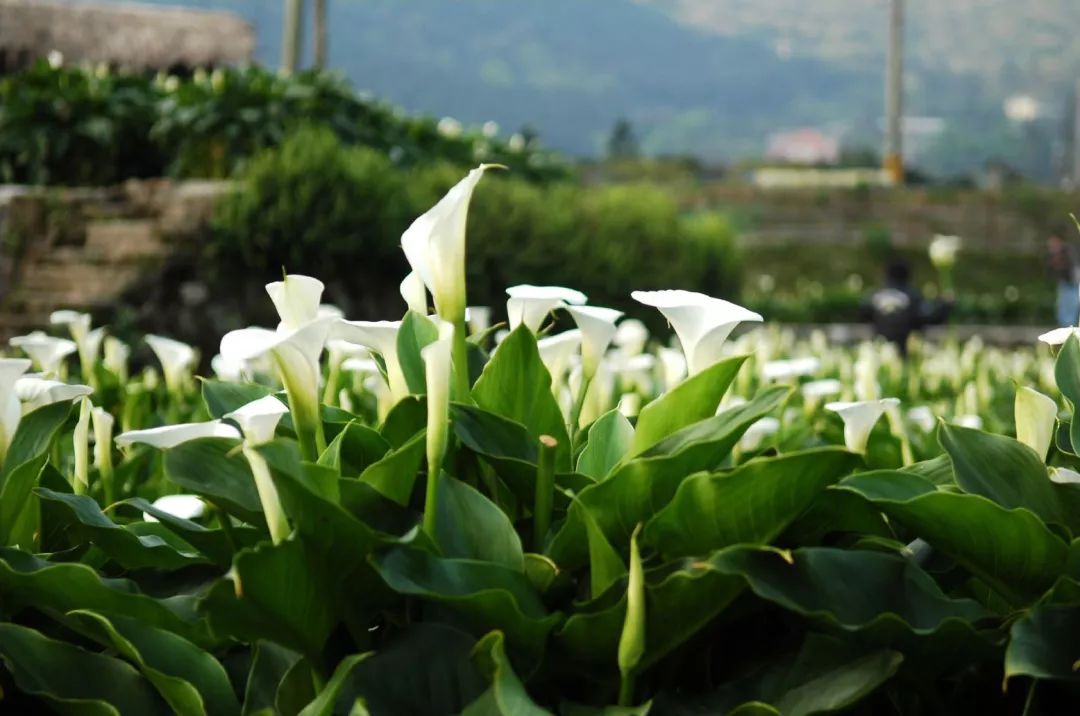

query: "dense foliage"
(1, 169), (1080, 714)
(0, 63), (565, 185)
(209, 129), (742, 322)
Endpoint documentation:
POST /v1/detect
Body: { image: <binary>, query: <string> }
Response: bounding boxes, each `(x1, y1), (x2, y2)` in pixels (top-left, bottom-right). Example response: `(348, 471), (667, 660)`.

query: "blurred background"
(1, 0), (1078, 354)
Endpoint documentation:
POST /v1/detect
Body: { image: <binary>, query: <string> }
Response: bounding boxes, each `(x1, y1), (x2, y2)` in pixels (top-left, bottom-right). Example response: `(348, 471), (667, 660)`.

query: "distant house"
(0, 0), (254, 74)
(766, 129), (840, 166)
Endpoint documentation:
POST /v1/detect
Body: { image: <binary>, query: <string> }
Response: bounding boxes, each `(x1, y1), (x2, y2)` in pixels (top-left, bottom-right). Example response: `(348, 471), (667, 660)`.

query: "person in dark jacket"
(862, 258), (952, 355)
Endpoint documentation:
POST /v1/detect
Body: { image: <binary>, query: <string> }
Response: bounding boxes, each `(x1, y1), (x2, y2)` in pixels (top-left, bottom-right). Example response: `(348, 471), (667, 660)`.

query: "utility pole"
(884, 0), (905, 186)
(313, 0), (328, 69)
(281, 0), (304, 74)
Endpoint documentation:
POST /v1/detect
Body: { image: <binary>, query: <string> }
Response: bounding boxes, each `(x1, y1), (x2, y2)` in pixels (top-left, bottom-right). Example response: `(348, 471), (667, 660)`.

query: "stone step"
(84, 219), (165, 260)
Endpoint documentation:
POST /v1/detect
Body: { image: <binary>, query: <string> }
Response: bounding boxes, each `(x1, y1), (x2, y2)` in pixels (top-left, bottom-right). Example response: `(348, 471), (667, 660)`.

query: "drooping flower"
(401, 166), (494, 322)
(565, 305), (624, 380)
(631, 290), (762, 375)
(825, 398), (901, 454)
(506, 285), (587, 332)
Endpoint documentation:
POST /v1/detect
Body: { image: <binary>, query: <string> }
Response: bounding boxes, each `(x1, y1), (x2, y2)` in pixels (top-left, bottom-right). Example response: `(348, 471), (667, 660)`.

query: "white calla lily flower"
(225, 395), (289, 446)
(954, 414), (984, 430)
(506, 285), (588, 332)
(421, 321), (455, 534)
(928, 234), (961, 268)
(15, 377), (93, 411)
(211, 353), (247, 382)
(825, 398), (900, 454)
(565, 305), (623, 380)
(146, 335), (197, 395)
(266, 274), (325, 332)
(631, 290), (762, 375)
(466, 306), (492, 336)
(115, 420), (241, 449)
(740, 416), (780, 451)
(402, 165), (494, 322)
(10, 331), (77, 374)
(103, 336), (130, 381)
(906, 406), (937, 434)
(91, 406), (115, 500)
(801, 379), (843, 401)
(144, 494), (206, 523)
(657, 346), (688, 393)
(73, 397), (91, 494)
(762, 357), (820, 381)
(614, 318), (649, 356)
(334, 320), (409, 404)
(400, 271), (429, 315)
(1038, 326), (1080, 346)
(0, 358), (31, 463)
(1015, 386), (1057, 460)
(537, 330), (582, 392)
(1051, 467), (1080, 485)
(50, 311), (104, 382)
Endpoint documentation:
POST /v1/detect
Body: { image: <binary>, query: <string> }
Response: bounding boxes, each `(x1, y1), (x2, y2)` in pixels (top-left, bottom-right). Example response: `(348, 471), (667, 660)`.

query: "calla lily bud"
(146, 335), (197, 396)
(506, 285), (588, 332)
(115, 420), (241, 449)
(72, 397), (91, 495)
(400, 271), (429, 314)
(566, 305), (623, 380)
(631, 290), (762, 376)
(91, 407), (115, 502)
(421, 321), (455, 535)
(825, 398), (901, 455)
(402, 165), (495, 323)
(1015, 387), (1057, 460)
(266, 274), (325, 332)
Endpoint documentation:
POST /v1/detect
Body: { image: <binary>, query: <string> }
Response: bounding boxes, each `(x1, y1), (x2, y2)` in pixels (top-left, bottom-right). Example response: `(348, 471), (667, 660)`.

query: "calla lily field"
(3, 167), (1080, 714)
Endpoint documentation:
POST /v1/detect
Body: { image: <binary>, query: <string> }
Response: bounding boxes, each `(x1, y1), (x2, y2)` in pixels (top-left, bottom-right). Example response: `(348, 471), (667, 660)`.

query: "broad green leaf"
(200, 537), (336, 660)
(276, 657), (317, 716)
(396, 310), (440, 394)
(164, 438), (265, 525)
(0, 547), (213, 647)
(840, 471), (1069, 605)
(203, 380), (274, 419)
(356, 429), (425, 505)
(629, 355), (746, 456)
(120, 497), (260, 567)
(36, 488), (207, 570)
(585, 509), (627, 599)
(901, 453), (955, 487)
(318, 421), (391, 476)
(380, 396), (426, 448)
(472, 326), (571, 470)
(242, 642), (301, 716)
(298, 653), (371, 716)
(645, 448), (858, 558)
(939, 422), (1064, 526)
(371, 547), (559, 656)
(0, 400), (73, 546)
(462, 631), (552, 716)
(67, 610), (240, 716)
(0, 622), (168, 715)
(1005, 603), (1080, 683)
(1054, 334), (1080, 457)
(435, 472), (525, 570)
(577, 410), (634, 480)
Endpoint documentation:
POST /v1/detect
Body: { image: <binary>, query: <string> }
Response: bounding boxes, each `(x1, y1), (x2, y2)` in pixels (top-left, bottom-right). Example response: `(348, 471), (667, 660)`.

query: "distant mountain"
(89, 0), (1079, 176)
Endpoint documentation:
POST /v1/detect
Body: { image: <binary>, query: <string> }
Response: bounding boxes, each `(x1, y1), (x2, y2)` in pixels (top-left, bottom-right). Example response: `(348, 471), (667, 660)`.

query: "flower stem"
(618, 675), (635, 707)
(244, 446), (290, 544)
(569, 374), (593, 442)
(423, 469), (441, 537)
(451, 318), (472, 403)
(533, 435), (558, 551)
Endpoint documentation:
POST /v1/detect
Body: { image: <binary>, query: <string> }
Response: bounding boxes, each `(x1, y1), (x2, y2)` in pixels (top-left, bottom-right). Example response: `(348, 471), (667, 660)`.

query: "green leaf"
(164, 438), (265, 526)
(576, 410), (635, 480)
(396, 310), (440, 394)
(1005, 603), (1080, 683)
(901, 453), (955, 487)
(462, 631), (552, 716)
(119, 497), (260, 567)
(645, 448), (858, 558)
(356, 429), (425, 506)
(584, 509), (627, 599)
(472, 326), (571, 470)
(318, 422), (391, 476)
(380, 396), (426, 448)
(200, 537), (336, 660)
(939, 422), (1064, 526)
(0, 400), (73, 546)
(0, 622), (168, 715)
(1054, 334), (1080, 457)
(66, 610), (241, 716)
(36, 488), (207, 570)
(297, 653), (371, 716)
(242, 642), (301, 716)
(203, 380), (274, 419)
(618, 526), (646, 679)
(628, 355), (746, 456)
(435, 472), (525, 570)
(0, 546), (213, 647)
(840, 471), (1069, 605)
(371, 547), (560, 657)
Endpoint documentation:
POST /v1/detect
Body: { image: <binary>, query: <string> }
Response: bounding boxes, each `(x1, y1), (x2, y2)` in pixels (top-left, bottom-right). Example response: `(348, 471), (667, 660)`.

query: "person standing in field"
(1048, 234), (1080, 327)
(862, 257), (952, 355)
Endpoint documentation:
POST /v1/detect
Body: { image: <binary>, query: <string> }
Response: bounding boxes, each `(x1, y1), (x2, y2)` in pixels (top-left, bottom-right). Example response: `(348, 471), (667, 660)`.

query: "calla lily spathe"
(10, 332), (77, 375)
(565, 305), (624, 380)
(1038, 326), (1080, 346)
(91, 406), (115, 501)
(401, 165), (494, 322)
(103, 336), (130, 381)
(0, 358), (31, 463)
(1015, 386), (1057, 460)
(226, 394), (291, 543)
(225, 394), (289, 446)
(631, 290), (762, 376)
(146, 335), (197, 395)
(115, 420), (241, 449)
(657, 346), (687, 393)
(421, 321), (454, 535)
(266, 274), (324, 332)
(144, 494), (206, 523)
(613, 318), (649, 356)
(51, 311), (104, 383)
(506, 285), (588, 332)
(762, 357), (820, 381)
(335, 320), (410, 404)
(537, 330), (581, 393)
(73, 397), (91, 494)
(400, 271), (428, 315)
(15, 377), (93, 411)
(826, 398), (900, 455)
(466, 306), (492, 336)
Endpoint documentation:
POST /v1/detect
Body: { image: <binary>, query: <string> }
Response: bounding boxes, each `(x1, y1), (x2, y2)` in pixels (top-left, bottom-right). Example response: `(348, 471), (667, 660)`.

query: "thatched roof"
(0, 0), (254, 71)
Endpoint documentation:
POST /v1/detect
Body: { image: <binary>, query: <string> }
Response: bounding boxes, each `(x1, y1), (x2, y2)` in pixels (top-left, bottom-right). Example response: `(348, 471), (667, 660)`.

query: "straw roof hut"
(0, 0), (254, 73)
